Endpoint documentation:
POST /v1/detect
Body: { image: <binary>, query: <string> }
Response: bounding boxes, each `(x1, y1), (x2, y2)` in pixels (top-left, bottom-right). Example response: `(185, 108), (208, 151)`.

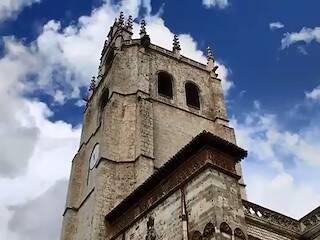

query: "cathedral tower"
(61, 13), (246, 240)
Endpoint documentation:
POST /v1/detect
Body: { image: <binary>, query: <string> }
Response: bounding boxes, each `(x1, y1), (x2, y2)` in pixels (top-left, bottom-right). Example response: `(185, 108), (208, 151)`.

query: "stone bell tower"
(61, 12), (246, 240)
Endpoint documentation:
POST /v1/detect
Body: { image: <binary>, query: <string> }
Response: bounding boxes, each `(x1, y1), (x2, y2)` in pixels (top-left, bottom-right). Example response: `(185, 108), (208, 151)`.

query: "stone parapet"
(243, 200), (300, 234)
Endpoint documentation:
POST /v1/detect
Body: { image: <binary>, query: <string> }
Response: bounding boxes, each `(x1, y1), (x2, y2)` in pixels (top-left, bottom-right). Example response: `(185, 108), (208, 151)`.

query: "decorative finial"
(206, 46), (218, 74)
(126, 15), (133, 31)
(172, 34), (181, 51)
(118, 11), (124, 26)
(103, 39), (109, 48)
(207, 46), (214, 61)
(89, 76), (96, 92)
(140, 19), (147, 37)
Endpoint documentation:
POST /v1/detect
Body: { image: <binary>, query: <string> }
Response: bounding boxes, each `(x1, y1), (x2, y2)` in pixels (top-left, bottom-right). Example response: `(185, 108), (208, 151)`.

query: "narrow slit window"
(185, 82), (200, 109)
(158, 72), (173, 98)
(98, 88), (109, 124)
(100, 89), (109, 111)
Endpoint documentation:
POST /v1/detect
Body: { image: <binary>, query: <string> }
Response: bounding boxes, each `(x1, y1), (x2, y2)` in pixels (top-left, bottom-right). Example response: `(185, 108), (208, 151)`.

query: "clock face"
(89, 144), (99, 169)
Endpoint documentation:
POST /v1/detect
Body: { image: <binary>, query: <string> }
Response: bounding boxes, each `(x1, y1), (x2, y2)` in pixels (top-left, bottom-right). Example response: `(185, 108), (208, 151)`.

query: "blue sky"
(0, 0), (319, 239)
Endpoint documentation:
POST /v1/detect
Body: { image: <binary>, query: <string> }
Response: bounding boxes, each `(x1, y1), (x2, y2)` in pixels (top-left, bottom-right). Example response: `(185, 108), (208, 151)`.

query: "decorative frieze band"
(243, 200), (300, 233)
(300, 206), (320, 231)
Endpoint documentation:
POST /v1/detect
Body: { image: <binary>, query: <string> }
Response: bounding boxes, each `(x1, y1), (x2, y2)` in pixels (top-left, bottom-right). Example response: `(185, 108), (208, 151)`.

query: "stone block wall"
(185, 168), (246, 235)
(247, 224), (295, 240)
(152, 101), (235, 168)
(125, 190), (183, 240)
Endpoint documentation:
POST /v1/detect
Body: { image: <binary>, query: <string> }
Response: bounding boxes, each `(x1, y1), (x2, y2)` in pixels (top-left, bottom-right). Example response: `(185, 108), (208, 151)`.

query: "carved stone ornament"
(146, 216), (156, 240)
(301, 207), (320, 230)
(220, 222), (232, 235)
(234, 228), (246, 240)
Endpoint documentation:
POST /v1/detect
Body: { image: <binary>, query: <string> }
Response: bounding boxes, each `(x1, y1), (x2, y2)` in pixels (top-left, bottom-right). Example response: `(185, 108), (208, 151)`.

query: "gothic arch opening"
(203, 222), (215, 239)
(157, 71), (173, 99)
(220, 222), (232, 239)
(234, 228), (246, 240)
(185, 81), (200, 109)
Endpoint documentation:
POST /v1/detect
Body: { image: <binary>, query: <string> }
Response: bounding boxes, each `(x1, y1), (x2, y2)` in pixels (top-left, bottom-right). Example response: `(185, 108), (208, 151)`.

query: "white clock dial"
(89, 144), (100, 169)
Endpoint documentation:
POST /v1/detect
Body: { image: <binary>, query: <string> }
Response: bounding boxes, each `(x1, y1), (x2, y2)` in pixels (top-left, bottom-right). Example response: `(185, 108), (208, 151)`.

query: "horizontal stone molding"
(63, 187), (95, 216)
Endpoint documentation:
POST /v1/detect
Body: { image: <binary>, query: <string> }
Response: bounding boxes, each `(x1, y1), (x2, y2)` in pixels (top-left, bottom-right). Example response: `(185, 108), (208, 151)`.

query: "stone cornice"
(300, 206), (320, 233)
(148, 96), (230, 125)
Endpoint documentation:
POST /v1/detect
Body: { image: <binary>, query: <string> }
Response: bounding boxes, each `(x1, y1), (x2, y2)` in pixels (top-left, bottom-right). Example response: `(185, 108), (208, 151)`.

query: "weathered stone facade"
(61, 13), (320, 240)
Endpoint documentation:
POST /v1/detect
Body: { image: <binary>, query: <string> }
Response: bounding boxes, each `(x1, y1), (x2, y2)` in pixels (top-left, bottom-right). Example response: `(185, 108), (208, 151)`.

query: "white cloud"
(269, 22), (284, 30)
(8, 180), (68, 240)
(305, 85), (320, 101)
(202, 0), (229, 9)
(245, 168), (320, 219)
(75, 99), (86, 107)
(0, 0), (40, 22)
(216, 63), (233, 94)
(233, 112), (320, 168)
(0, 35), (82, 178)
(297, 45), (308, 55)
(0, 30), (80, 239)
(231, 110), (320, 218)
(0, 99), (81, 238)
(281, 26), (320, 49)
(253, 100), (261, 110)
(53, 90), (66, 105)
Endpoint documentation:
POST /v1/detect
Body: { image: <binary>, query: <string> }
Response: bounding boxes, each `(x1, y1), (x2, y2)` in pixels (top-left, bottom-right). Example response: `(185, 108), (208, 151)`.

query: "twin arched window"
(157, 72), (200, 109)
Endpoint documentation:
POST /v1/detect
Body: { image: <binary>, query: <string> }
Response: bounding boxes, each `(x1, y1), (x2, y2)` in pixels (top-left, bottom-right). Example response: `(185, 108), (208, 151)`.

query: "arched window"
(220, 222), (232, 239)
(203, 222), (215, 239)
(185, 82), (200, 109)
(234, 228), (246, 240)
(157, 71), (173, 99)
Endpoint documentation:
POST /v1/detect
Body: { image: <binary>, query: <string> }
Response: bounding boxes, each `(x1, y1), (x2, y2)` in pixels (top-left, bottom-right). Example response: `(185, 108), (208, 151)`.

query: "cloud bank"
(8, 180), (68, 240)
(0, 0), (40, 22)
(232, 108), (320, 218)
